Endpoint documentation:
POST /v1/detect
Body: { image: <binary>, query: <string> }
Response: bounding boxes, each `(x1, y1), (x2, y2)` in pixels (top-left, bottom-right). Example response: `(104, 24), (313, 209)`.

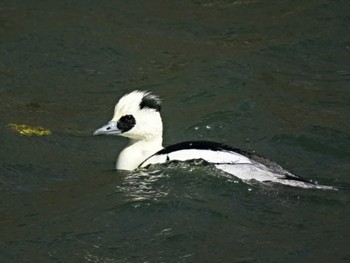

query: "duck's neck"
(116, 137), (163, 171)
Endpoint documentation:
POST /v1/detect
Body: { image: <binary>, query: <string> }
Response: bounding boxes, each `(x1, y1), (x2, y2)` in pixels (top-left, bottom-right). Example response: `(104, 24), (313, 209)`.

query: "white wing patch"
(140, 149), (251, 168)
(140, 148), (336, 189)
(215, 164), (336, 189)
(215, 163), (285, 182)
(167, 149), (251, 164)
(140, 154), (168, 167)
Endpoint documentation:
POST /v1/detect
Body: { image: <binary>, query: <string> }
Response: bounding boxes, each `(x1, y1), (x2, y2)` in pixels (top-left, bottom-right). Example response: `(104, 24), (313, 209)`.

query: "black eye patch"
(117, 115), (136, 133)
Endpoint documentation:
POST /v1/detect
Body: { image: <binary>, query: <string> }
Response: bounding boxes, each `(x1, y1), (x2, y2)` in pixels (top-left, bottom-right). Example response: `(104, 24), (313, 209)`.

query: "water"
(1, 0), (349, 262)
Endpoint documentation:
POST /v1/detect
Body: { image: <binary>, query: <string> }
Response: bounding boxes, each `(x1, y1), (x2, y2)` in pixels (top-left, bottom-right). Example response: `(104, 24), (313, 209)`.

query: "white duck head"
(93, 90), (163, 170)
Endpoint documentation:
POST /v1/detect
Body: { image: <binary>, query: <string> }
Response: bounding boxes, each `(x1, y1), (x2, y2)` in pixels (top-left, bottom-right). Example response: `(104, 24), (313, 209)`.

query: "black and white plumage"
(94, 90), (335, 190)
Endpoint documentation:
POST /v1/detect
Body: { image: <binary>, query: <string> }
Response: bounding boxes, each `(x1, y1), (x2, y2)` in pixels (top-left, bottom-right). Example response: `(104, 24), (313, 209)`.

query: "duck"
(93, 90), (335, 190)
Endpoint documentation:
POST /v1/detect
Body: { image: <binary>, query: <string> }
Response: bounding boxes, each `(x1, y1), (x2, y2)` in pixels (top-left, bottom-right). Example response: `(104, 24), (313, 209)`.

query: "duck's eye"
(117, 114), (136, 133)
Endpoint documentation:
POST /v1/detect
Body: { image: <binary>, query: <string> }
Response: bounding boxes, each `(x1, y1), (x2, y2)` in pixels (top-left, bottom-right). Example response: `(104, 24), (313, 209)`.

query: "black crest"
(139, 92), (161, 112)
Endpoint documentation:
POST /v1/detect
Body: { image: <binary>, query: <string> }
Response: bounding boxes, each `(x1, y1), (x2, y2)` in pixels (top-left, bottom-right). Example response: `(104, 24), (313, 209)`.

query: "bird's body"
(94, 90), (335, 190)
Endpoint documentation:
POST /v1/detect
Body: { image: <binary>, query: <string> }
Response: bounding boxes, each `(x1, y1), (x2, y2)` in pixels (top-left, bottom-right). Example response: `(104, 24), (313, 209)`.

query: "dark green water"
(1, 0), (350, 262)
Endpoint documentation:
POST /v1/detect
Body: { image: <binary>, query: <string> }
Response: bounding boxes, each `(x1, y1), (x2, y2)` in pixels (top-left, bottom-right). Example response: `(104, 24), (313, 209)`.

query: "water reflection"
(115, 169), (169, 203)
